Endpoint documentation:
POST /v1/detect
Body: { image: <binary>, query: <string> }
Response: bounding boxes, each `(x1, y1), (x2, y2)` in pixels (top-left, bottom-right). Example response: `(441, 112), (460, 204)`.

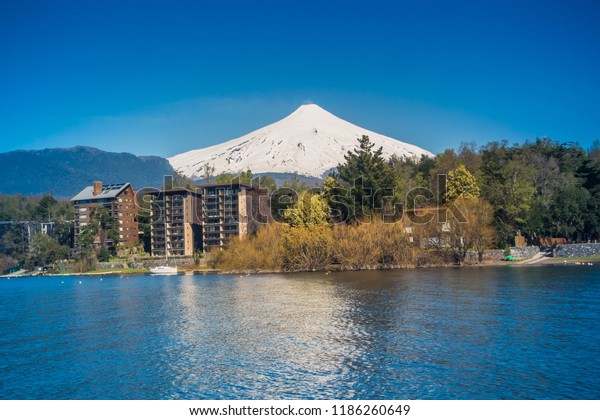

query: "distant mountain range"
(0, 146), (173, 197)
(0, 104), (435, 197)
(169, 104), (433, 179)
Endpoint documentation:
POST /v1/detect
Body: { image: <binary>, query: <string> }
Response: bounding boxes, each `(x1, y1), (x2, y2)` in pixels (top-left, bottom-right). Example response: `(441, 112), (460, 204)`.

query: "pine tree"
(337, 135), (397, 221)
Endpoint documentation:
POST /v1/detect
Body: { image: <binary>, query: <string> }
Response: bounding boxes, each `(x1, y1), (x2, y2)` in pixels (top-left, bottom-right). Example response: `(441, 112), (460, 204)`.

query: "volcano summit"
(169, 104), (433, 179)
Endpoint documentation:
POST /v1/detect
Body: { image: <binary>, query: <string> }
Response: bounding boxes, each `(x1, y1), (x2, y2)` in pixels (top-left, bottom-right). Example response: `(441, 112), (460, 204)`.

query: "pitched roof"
(70, 183), (131, 202)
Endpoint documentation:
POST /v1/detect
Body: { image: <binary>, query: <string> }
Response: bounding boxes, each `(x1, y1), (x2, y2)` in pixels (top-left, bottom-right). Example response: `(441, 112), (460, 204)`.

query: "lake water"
(1, 266), (599, 399)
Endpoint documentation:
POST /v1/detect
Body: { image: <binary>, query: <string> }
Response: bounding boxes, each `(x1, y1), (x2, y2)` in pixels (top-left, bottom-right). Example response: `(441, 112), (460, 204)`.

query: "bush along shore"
(207, 218), (513, 274)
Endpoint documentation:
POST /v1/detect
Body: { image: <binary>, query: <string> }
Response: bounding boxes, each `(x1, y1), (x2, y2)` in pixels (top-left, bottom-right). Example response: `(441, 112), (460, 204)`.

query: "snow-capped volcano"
(169, 104), (433, 179)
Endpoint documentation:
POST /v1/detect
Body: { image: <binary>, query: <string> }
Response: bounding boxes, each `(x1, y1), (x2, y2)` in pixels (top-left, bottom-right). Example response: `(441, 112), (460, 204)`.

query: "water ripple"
(1, 266), (599, 399)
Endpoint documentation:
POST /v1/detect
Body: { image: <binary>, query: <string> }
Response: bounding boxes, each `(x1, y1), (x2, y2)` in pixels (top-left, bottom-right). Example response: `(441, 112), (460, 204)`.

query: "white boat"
(149, 266), (178, 275)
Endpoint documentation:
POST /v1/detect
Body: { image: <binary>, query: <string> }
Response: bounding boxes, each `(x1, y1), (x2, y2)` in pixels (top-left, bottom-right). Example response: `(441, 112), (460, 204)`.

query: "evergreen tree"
(34, 195), (57, 222)
(337, 135), (397, 221)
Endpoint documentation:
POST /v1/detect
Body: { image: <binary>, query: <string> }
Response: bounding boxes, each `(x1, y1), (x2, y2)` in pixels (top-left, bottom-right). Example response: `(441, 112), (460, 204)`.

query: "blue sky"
(1, 0), (598, 156)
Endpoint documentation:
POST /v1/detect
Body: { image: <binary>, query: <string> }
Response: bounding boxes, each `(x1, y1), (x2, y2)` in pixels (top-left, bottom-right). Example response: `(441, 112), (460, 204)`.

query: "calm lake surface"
(1, 266), (599, 399)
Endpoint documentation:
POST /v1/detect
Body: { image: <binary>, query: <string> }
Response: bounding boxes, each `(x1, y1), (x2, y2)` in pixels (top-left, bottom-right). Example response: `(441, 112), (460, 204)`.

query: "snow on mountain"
(169, 104), (434, 179)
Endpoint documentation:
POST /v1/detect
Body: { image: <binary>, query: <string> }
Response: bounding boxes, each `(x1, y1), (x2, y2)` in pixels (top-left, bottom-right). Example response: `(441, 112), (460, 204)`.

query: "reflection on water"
(1, 266), (599, 399)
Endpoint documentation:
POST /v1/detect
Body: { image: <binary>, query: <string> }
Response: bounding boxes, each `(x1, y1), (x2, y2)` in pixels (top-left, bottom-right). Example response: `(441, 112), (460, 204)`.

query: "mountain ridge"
(0, 146), (174, 198)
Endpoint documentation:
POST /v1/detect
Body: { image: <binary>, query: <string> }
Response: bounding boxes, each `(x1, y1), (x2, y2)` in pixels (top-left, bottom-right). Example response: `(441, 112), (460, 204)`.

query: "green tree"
(429, 149), (460, 202)
(547, 186), (590, 238)
(589, 139), (600, 164)
(97, 246), (111, 262)
(1, 223), (28, 261)
(457, 142), (482, 179)
(53, 220), (74, 247)
(585, 191), (600, 239)
(34, 195), (57, 222)
(137, 210), (152, 253)
(93, 207), (120, 253)
(238, 169), (253, 185)
(282, 173), (309, 192)
(337, 135), (397, 221)
(481, 143), (536, 246)
(215, 170), (276, 191)
(75, 225), (97, 272)
(321, 176), (353, 223)
(252, 175), (277, 192)
(215, 172), (235, 184)
(26, 233), (70, 269)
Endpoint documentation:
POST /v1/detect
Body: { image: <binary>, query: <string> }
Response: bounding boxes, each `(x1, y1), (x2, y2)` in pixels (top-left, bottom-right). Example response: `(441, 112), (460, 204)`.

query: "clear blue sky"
(1, 0), (598, 156)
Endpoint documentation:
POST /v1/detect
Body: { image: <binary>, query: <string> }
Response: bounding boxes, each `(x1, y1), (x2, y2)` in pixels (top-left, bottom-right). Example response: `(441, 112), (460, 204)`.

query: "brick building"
(70, 181), (138, 248)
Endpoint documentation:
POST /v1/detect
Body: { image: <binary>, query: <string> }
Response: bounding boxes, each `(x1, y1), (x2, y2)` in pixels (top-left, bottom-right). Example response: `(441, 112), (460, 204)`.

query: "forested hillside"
(0, 146), (174, 197)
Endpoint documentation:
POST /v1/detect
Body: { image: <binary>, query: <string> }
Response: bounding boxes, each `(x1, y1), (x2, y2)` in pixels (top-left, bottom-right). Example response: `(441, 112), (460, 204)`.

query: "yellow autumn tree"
(282, 192), (333, 271)
(208, 223), (286, 272)
(443, 196), (496, 264)
(445, 164), (480, 202)
(283, 192), (331, 227)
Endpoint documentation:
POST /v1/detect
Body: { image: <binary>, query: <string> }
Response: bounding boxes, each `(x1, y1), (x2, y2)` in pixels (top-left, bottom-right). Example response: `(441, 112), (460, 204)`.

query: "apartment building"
(70, 181), (138, 248)
(149, 183), (270, 256)
(148, 188), (202, 257)
(201, 183), (271, 251)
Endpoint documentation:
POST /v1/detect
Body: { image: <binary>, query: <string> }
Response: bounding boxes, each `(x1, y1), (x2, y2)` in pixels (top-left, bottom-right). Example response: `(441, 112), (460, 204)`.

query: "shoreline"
(1, 268), (221, 278)
(2, 255), (597, 279)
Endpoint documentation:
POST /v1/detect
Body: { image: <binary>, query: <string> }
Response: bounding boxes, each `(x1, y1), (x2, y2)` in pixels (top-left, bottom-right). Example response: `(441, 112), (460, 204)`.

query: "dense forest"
(0, 146), (173, 197)
(417, 138), (600, 245)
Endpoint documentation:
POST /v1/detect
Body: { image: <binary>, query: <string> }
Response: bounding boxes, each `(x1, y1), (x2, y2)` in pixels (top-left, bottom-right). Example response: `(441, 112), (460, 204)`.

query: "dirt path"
(516, 252), (550, 265)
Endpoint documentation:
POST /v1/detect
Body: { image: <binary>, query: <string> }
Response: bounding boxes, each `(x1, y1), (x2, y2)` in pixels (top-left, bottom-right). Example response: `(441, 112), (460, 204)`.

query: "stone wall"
(96, 262), (127, 270)
(465, 249), (506, 262)
(127, 256), (196, 269)
(510, 246), (539, 259)
(552, 243), (600, 258)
